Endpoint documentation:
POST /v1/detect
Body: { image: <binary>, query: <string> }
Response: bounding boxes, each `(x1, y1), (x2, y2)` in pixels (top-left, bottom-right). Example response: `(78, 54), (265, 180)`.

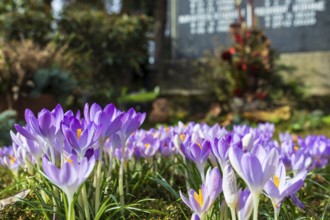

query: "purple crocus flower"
(229, 145), (279, 220)
(114, 146), (134, 161)
(135, 132), (160, 159)
(173, 121), (196, 150)
(233, 125), (252, 137)
(237, 188), (253, 220)
(251, 123), (277, 151)
(159, 137), (177, 157)
(14, 105), (66, 163)
(10, 131), (42, 163)
(173, 132), (190, 153)
(211, 137), (230, 171)
(111, 134), (134, 161)
(211, 131), (245, 171)
(0, 146), (20, 173)
(256, 123), (275, 143)
(202, 123), (227, 140)
(229, 145), (279, 195)
(12, 142), (36, 170)
(61, 116), (100, 159)
(16, 105), (64, 141)
(180, 167), (222, 219)
(120, 108), (146, 139)
(278, 132), (297, 167)
(289, 151), (312, 175)
(83, 103), (125, 143)
(180, 139), (211, 180)
(114, 108), (146, 161)
(298, 135), (330, 168)
(42, 154), (95, 204)
(264, 162), (306, 213)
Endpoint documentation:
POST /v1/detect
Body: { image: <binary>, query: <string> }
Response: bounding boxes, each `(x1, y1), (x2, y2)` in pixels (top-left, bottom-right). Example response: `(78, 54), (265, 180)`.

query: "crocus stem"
(82, 185), (91, 220)
(274, 206), (280, 220)
(252, 193), (260, 220)
(95, 141), (104, 215)
(52, 186), (59, 220)
(106, 149), (114, 177)
(230, 207), (237, 220)
(119, 156), (125, 205)
(78, 195), (84, 220)
(197, 164), (205, 182)
(94, 161), (102, 214)
(154, 157), (158, 174)
(67, 199), (75, 220)
(182, 157), (190, 192)
(170, 156), (175, 185)
(274, 211), (278, 220)
(118, 139), (127, 205)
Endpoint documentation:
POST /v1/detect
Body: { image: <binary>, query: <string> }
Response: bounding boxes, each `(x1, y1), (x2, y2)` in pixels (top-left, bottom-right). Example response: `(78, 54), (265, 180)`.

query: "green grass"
(1, 122), (330, 219)
(1, 160), (330, 219)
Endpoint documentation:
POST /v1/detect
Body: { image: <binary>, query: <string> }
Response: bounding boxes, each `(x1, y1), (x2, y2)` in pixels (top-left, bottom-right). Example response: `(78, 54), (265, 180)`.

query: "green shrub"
(31, 67), (76, 100)
(56, 9), (152, 103)
(0, 109), (16, 146)
(196, 25), (303, 109)
(0, 0), (52, 45)
(0, 40), (76, 107)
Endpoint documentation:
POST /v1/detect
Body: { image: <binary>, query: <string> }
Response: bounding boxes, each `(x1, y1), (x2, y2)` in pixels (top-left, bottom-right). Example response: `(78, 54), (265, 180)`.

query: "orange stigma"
(76, 129), (82, 139)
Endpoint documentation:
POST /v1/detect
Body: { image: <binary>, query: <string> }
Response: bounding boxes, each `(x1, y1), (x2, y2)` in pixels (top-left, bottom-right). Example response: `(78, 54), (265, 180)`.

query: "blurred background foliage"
(0, 0), (154, 111)
(0, 0), (158, 145)
(0, 0), (52, 45)
(0, 0), (328, 146)
(57, 9), (152, 105)
(195, 24), (304, 111)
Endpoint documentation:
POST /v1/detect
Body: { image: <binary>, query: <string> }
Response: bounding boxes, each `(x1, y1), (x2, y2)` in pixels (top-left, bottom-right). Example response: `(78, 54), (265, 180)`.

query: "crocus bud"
(242, 133), (253, 151)
(237, 188), (254, 220)
(223, 162), (239, 209)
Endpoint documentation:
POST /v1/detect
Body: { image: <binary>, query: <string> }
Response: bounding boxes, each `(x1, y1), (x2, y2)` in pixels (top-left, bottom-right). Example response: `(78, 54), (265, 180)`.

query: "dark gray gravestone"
(173, 0), (329, 58)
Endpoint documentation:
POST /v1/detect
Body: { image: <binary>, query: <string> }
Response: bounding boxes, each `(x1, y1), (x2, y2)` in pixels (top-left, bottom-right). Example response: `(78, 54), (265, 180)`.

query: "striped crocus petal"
(42, 154), (95, 203)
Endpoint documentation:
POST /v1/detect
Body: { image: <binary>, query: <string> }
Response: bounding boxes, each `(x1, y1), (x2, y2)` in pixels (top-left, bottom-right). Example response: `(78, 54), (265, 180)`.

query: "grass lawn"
(1, 119), (330, 219)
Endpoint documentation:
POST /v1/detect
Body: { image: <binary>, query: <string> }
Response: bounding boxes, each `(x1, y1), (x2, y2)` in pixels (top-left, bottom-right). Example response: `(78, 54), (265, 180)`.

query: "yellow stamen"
(180, 134), (186, 142)
(76, 128), (82, 139)
(65, 157), (73, 164)
(274, 175), (280, 188)
(194, 189), (203, 207)
(144, 143), (151, 149)
(197, 143), (202, 149)
(9, 156), (16, 164)
(294, 145), (299, 151)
